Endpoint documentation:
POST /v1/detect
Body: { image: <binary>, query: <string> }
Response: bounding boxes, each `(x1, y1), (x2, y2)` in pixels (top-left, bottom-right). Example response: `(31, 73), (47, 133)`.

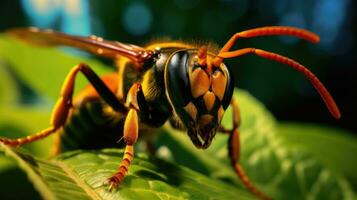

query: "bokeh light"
(21, 0), (91, 36)
(21, 0), (61, 28)
(122, 2), (152, 36)
(311, 0), (349, 49)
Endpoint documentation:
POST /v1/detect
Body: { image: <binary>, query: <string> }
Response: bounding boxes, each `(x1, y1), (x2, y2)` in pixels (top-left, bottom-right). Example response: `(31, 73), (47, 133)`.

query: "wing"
(7, 27), (154, 64)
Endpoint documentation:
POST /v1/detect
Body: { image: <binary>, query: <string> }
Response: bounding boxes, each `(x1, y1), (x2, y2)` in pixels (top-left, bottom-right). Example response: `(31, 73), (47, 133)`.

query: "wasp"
(0, 26), (341, 200)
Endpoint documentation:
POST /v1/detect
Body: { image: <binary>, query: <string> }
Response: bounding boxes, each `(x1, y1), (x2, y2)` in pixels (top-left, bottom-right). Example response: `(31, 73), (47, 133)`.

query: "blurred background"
(0, 0), (355, 133)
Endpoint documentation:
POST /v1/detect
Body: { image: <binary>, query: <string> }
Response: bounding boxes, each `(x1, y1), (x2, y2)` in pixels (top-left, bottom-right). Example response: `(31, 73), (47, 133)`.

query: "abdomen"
(58, 99), (126, 152)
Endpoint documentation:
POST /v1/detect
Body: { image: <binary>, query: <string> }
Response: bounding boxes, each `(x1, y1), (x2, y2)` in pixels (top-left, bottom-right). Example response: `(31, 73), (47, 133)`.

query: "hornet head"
(165, 46), (234, 149)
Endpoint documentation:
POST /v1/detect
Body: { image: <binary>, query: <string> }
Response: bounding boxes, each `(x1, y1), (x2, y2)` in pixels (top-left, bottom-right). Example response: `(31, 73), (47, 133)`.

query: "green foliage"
(278, 123), (357, 190)
(0, 35), (356, 200)
(0, 59), (18, 105)
(0, 144), (254, 200)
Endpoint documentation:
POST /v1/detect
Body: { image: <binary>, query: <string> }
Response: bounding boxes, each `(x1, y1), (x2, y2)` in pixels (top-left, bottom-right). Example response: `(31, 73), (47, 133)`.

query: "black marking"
(59, 100), (124, 151)
(192, 96), (208, 114)
(213, 67), (224, 75)
(221, 64), (234, 109)
(77, 104), (97, 131)
(65, 116), (87, 145)
(136, 85), (150, 122)
(60, 128), (79, 150)
(86, 101), (108, 126)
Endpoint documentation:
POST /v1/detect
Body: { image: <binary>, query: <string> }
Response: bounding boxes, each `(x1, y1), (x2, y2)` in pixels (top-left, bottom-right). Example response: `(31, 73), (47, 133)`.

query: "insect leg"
(105, 83), (143, 190)
(0, 63), (126, 147)
(225, 99), (272, 200)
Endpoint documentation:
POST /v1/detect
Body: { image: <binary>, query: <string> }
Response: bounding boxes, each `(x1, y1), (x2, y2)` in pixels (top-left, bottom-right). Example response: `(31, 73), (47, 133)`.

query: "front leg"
(226, 98), (272, 200)
(105, 83), (142, 190)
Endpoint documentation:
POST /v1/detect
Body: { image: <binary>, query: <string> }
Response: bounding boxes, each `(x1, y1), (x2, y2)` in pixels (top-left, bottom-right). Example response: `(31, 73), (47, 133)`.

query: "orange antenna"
(197, 46), (208, 66)
(214, 26), (320, 66)
(220, 26), (320, 53)
(218, 48), (341, 119)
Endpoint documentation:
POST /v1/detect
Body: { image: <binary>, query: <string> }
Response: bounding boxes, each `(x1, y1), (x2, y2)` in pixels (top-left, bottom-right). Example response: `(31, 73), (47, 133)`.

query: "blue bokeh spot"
(123, 3), (152, 36)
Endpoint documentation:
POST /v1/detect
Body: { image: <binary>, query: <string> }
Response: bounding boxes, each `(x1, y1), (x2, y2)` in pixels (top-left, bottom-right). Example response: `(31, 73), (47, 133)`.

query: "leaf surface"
(0, 144), (254, 200)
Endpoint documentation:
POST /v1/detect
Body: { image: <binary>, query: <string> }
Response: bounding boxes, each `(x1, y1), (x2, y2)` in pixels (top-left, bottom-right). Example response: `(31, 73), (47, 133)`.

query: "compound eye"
(220, 64), (234, 109)
(166, 51), (191, 108)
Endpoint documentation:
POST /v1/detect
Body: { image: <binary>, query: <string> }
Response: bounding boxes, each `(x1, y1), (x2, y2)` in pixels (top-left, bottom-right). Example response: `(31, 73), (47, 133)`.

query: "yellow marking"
(212, 70), (227, 100)
(203, 91), (216, 112)
(199, 114), (213, 126)
(145, 40), (221, 54)
(103, 105), (125, 126)
(145, 41), (194, 50)
(124, 145), (134, 160)
(190, 68), (210, 98)
(141, 69), (160, 102)
(217, 106), (225, 123)
(184, 102), (198, 120)
(116, 57), (131, 101)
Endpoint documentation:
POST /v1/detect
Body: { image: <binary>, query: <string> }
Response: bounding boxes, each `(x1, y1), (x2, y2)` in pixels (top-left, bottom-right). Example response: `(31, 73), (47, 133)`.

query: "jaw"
(187, 125), (217, 149)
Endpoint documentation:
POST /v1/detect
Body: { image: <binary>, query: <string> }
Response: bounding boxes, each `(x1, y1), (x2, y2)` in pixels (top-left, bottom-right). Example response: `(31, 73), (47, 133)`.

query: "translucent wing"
(7, 27), (154, 64)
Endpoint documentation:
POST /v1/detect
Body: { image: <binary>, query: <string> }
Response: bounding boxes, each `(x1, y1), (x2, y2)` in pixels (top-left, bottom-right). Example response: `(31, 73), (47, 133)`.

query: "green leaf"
(0, 106), (53, 200)
(0, 107), (52, 157)
(0, 144), (255, 200)
(278, 123), (357, 189)
(0, 59), (19, 106)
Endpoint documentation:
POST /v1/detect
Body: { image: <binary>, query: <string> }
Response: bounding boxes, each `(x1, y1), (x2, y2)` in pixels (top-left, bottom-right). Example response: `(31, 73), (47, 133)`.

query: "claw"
(104, 176), (120, 191)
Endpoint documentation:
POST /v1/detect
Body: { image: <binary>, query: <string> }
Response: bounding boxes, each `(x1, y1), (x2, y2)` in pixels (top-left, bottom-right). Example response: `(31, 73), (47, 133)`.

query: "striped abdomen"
(59, 99), (126, 152)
